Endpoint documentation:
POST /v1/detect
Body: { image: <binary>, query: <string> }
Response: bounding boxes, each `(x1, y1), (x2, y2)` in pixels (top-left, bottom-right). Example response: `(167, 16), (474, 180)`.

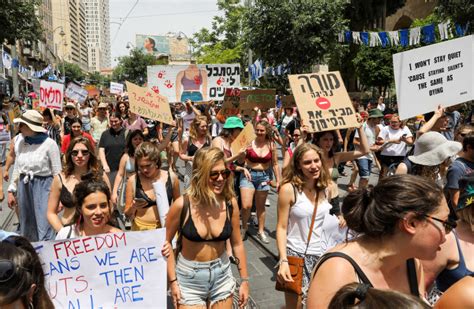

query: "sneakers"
(257, 232), (270, 244)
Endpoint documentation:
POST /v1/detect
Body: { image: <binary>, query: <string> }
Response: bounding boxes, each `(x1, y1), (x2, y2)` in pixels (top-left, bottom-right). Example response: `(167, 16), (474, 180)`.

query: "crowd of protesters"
(0, 91), (473, 309)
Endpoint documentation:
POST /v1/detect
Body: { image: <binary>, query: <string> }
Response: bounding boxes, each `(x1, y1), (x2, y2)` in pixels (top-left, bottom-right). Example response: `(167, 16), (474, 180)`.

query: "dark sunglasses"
(66, 107), (74, 110)
(210, 169), (231, 181)
(0, 259), (29, 283)
(71, 149), (90, 157)
(424, 215), (457, 234)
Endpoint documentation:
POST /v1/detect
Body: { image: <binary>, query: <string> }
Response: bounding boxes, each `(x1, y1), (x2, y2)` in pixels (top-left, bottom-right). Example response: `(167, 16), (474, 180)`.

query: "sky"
(109, 0), (221, 67)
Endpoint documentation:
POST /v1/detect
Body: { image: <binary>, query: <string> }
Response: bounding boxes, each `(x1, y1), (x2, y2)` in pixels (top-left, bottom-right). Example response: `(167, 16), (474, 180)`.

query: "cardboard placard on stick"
(240, 89), (276, 110)
(39, 80), (64, 111)
(288, 71), (358, 132)
(231, 122), (256, 155)
(281, 95), (296, 108)
(218, 88), (241, 119)
(126, 81), (174, 125)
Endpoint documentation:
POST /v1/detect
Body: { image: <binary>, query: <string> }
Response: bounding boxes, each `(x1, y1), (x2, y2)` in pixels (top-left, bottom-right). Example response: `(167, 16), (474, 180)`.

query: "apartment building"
(84, 0), (111, 72)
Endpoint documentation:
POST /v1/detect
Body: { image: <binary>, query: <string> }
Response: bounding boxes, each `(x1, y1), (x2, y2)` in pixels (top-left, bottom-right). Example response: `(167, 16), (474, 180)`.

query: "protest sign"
(281, 95), (296, 108)
(84, 85), (100, 97)
(239, 89), (276, 110)
(126, 81), (173, 125)
(231, 122), (256, 155)
(110, 82), (124, 95)
(147, 64), (240, 102)
(39, 80), (64, 110)
(65, 83), (89, 103)
(34, 229), (167, 309)
(218, 88), (241, 118)
(393, 35), (474, 120)
(288, 71), (359, 132)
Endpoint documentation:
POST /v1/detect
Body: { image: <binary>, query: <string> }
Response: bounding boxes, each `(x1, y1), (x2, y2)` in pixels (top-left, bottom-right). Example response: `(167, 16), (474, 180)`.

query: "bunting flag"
(409, 27), (421, 45)
(421, 24), (436, 44)
(2, 49), (52, 78)
(2, 51), (12, 69)
(344, 31), (352, 43)
(400, 29), (409, 47)
(360, 32), (369, 45)
(388, 31), (400, 46)
(352, 31), (361, 45)
(338, 31), (344, 43)
(369, 32), (381, 47)
(379, 32), (390, 47)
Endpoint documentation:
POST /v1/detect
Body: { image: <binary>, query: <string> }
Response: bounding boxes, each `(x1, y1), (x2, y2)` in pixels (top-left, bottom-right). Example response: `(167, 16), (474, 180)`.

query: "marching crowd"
(0, 93), (473, 309)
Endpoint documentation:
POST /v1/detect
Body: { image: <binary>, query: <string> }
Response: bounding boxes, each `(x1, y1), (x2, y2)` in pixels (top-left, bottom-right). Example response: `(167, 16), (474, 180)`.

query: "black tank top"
(58, 174), (74, 209)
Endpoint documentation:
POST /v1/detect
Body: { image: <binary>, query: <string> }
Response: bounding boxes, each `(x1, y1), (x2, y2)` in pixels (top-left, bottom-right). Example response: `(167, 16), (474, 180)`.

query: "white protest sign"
(110, 82), (124, 95)
(393, 35), (474, 120)
(40, 80), (64, 110)
(34, 229), (167, 308)
(65, 83), (89, 103)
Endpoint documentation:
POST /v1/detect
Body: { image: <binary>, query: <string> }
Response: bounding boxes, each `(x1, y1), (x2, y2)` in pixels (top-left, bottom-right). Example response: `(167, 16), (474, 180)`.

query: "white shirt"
(377, 103), (386, 112)
(355, 122), (376, 161)
(181, 111), (196, 132)
(14, 136), (61, 178)
(378, 126), (412, 156)
(56, 225), (80, 240)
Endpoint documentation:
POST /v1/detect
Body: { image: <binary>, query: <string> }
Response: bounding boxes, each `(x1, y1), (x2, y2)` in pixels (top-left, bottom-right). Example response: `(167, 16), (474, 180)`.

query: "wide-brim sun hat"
(98, 102), (108, 109)
(408, 131), (462, 166)
(368, 109), (384, 118)
(223, 116), (244, 129)
(13, 110), (46, 133)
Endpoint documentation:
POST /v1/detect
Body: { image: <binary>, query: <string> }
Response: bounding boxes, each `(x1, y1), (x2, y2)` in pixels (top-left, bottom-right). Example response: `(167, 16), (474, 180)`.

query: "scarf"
(25, 133), (48, 145)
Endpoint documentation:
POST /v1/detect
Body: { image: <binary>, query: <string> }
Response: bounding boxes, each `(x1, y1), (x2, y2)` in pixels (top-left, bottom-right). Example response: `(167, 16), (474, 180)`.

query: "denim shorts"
(356, 158), (373, 179)
(176, 253), (236, 306)
(240, 168), (271, 191)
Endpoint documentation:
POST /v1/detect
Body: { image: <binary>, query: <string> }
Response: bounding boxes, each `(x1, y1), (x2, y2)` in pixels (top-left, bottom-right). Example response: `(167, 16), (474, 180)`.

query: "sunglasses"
(71, 149), (90, 157)
(210, 169), (231, 181)
(424, 215), (457, 234)
(0, 259), (29, 283)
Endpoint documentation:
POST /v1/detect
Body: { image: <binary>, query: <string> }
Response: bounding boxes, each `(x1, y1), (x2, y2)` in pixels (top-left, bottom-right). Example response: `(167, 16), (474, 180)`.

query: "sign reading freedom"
(288, 71), (358, 132)
(126, 81), (173, 125)
(34, 229), (167, 308)
(393, 35), (474, 120)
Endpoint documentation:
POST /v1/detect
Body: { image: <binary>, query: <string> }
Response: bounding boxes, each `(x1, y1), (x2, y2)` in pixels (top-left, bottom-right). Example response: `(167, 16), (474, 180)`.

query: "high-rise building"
(51, 0), (89, 72)
(83, 0), (111, 72)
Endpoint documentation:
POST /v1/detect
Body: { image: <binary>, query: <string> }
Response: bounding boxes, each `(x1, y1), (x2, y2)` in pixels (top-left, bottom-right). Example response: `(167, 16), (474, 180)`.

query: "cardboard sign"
(110, 82), (124, 95)
(239, 89), (276, 110)
(288, 71), (358, 132)
(147, 64), (240, 102)
(126, 81), (173, 125)
(34, 229), (167, 308)
(231, 122), (256, 155)
(281, 95), (296, 108)
(39, 80), (64, 110)
(84, 85), (100, 97)
(65, 82), (89, 103)
(393, 35), (474, 120)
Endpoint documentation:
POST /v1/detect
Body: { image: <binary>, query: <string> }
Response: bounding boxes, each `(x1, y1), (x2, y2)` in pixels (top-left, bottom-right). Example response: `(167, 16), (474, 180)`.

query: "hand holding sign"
(231, 122), (256, 156)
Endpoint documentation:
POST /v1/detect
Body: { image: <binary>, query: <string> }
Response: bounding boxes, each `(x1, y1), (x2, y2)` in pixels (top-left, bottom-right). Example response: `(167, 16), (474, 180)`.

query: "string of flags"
(338, 20), (470, 47)
(249, 59), (291, 84)
(2, 50), (52, 78)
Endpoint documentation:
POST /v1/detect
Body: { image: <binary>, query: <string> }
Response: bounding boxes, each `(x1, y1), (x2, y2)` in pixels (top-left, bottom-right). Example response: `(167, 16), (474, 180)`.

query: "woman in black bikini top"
(307, 175), (457, 308)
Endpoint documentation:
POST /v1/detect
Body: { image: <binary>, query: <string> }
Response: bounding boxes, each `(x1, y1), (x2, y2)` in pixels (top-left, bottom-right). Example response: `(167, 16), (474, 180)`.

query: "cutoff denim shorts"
(239, 168), (271, 191)
(176, 253), (236, 306)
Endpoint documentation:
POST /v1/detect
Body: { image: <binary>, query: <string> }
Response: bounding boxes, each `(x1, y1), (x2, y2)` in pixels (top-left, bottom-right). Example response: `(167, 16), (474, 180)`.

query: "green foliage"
(63, 62), (85, 84)
(0, 0), (43, 44)
(112, 48), (165, 86)
(435, 0), (473, 29)
(87, 71), (103, 86)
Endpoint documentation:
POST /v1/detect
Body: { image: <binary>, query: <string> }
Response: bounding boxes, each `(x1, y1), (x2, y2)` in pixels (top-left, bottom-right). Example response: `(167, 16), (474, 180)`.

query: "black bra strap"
(406, 259), (420, 297)
(312, 252), (373, 287)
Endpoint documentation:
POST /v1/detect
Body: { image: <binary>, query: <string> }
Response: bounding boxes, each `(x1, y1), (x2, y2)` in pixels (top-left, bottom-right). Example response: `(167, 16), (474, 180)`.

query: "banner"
(281, 95), (296, 108)
(288, 71), (359, 132)
(65, 83), (89, 103)
(136, 34), (170, 56)
(126, 81), (173, 125)
(231, 122), (256, 155)
(147, 64), (240, 102)
(39, 80), (64, 111)
(239, 89), (276, 110)
(34, 229), (167, 308)
(393, 35), (474, 120)
(110, 82), (124, 95)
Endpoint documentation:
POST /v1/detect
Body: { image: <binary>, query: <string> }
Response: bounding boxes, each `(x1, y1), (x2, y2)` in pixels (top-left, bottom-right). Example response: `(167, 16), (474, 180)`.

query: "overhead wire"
(111, 0), (140, 44)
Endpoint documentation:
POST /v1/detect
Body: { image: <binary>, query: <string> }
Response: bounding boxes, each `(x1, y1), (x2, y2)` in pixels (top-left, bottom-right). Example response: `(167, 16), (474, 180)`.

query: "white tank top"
(286, 188), (332, 256)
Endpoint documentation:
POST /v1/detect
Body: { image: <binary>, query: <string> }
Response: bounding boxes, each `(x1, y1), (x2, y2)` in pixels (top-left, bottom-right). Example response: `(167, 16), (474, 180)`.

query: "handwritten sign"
(34, 229), (167, 309)
(288, 71), (359, 133)
(231, 122), (256, 155)
(110, 82), (124, 95)
(65, 82), (89, 103)
(126, 81), (173, 125)
(40, 80), (64, 111)
(239, 89), (276, 110)
(281, 95), (296, 108)
(393, 35), (474, 120)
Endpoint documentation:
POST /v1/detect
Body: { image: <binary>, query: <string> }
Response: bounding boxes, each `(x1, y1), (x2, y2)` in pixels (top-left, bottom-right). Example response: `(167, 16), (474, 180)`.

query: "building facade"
(84, 0), (111, 72)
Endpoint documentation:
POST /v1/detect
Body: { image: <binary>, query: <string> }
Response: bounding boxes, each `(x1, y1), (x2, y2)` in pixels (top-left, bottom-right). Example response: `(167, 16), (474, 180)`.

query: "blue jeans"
(239, 168), (271, 191)
(356, 158), (373, 179)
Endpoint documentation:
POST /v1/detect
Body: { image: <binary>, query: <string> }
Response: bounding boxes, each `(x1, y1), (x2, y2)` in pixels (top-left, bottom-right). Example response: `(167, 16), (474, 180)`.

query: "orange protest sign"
(217, 88), (241, 121)
(239, 89), (275, 110)
(125, 81), (173, 125)
(288, 71), (358, 132)
(231, 122), (256, 155)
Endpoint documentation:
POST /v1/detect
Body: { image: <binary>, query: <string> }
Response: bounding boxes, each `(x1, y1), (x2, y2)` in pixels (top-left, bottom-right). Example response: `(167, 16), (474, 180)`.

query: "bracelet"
(169, 278), (178, 284)
(240, 277), (249, 282)
(279, 259), (288, 266)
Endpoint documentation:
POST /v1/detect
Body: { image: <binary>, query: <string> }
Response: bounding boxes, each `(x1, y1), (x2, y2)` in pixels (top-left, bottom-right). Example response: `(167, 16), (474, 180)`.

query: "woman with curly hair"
(47, 136), (110, 232)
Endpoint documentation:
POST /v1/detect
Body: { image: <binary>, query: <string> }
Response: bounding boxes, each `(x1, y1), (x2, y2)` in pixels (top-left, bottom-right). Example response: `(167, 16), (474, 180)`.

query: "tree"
(87, 71), (103, 86)
(112, 48), (166, 86)
(435, 0), (473, 30)
(0, 0), (43, 44)
(63, 62), (85, 84)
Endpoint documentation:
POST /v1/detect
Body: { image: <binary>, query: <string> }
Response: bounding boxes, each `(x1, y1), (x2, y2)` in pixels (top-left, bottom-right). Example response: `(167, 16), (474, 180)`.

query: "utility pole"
(245, 0), (253, 87)
(11, 41), (19, 98)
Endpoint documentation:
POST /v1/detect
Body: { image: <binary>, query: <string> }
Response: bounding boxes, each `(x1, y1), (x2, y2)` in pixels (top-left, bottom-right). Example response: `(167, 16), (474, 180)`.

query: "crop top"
(58, 174), (74, 209)
(246, 143), (272, 164)
(181, 195), (233, 242)
(181, 71), (202, 91)
(135, 169), (174, 208)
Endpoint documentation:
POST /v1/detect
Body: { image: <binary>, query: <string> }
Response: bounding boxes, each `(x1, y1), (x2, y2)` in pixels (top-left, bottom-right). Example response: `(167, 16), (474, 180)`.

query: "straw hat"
(13, 110), (46, 133)
(408, 131), (462, 166)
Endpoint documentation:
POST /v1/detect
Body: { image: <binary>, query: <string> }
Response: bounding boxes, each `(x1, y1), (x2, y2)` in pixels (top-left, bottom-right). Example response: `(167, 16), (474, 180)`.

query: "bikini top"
(58, 174), (74, 209)
(135, 169), (174, 208)
(181, 195), (233, 242)
(436, 231), (474, 292)
(246, 143), (272, 164)
(330, 158), (340, 181)
(187, 137), (210, 157)
(125, 157), (134, 173)
(313, 252), (420, 297)
(181, 71), (202, 91)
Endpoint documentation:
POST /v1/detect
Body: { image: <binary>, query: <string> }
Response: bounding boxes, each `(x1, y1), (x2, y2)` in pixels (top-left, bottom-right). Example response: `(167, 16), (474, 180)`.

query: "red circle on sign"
(316, 97), (331, 110)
